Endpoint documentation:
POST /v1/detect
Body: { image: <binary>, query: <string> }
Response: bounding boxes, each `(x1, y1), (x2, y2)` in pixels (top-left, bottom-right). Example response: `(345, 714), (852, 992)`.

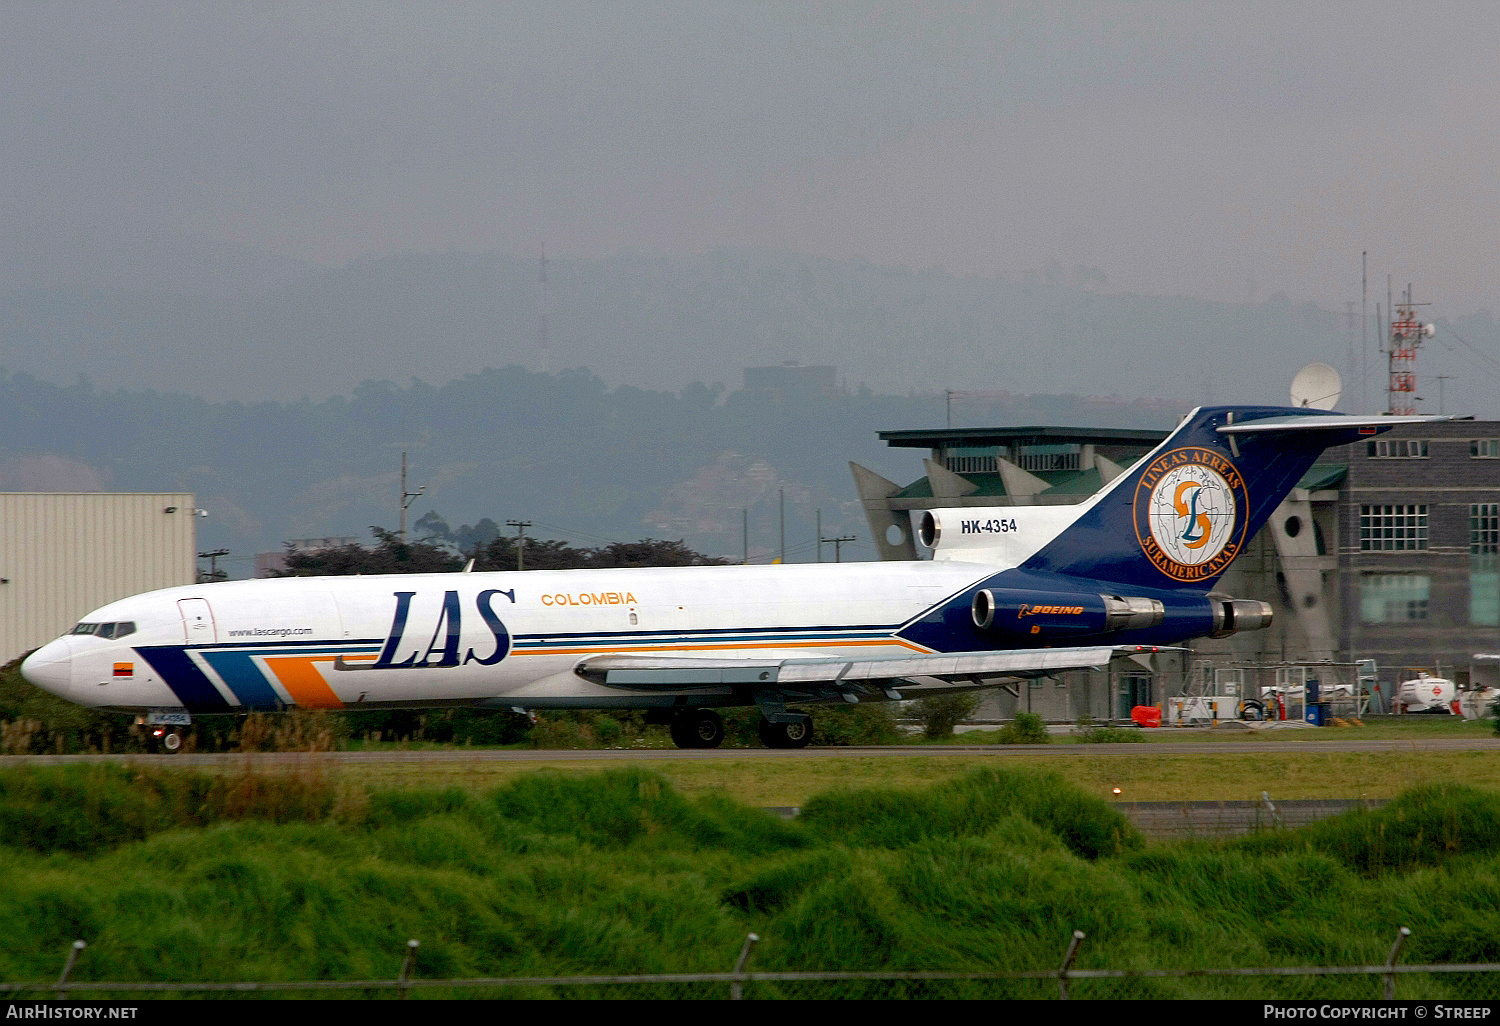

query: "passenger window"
(114, 622), (136, 639)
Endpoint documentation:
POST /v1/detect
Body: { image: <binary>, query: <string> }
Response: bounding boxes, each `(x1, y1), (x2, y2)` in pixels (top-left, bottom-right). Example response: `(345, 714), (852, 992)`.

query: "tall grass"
(0, 764), (1497, 991)
(0, 763), (347, 853)
(796, 767), (1141, 859)
(1232, 783), (1500, 873)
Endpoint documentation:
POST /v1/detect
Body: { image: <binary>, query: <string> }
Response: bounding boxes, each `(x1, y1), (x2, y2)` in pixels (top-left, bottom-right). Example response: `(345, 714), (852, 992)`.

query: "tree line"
(273, 524), (730, 577)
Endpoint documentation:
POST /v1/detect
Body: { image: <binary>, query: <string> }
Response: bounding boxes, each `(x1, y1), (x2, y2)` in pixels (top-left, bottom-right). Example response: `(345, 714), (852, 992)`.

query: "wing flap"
(577, 646), (1119, 689)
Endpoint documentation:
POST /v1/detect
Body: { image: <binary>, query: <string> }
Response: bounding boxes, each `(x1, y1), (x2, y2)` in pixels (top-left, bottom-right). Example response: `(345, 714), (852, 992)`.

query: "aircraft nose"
(21, 638), (75, 698)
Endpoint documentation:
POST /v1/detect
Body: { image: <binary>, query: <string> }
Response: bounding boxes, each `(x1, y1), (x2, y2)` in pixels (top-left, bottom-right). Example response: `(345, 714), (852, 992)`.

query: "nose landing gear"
(137, 710), (192, 753)
(149, 728), (184, 753)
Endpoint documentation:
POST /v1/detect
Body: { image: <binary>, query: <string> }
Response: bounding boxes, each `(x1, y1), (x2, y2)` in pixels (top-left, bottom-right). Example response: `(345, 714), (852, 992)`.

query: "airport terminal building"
(851, 419), (1500, 719)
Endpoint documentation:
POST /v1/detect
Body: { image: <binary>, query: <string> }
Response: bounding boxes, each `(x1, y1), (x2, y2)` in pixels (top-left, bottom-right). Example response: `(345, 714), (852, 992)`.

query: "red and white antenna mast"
(1386, 284), (1433, 415)
(537, 243), (551, 373)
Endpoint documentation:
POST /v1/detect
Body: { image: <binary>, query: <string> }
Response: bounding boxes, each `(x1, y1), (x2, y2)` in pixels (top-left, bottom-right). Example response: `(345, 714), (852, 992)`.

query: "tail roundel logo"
(1132, 446), (1249, 582)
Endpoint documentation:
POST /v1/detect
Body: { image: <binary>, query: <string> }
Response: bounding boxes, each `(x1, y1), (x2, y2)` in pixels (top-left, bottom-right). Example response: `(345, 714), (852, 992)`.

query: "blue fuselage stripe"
(198, 650), (285, 711)
(135, 646), (233, 712)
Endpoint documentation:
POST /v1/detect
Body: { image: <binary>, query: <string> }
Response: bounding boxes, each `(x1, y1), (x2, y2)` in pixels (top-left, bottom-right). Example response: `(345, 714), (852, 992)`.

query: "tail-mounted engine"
(970, 588), (1164, 639)
(1209, 598), (1273, 638)
(970, 588), (1272, 641)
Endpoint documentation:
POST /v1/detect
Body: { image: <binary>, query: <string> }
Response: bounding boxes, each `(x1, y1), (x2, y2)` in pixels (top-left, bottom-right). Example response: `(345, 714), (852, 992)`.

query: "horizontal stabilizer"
(1218, 413), (1460, 435)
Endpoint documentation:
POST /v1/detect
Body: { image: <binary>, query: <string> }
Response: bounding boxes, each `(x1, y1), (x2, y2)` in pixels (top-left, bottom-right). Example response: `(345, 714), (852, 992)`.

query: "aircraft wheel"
(758, 713), (813, 749)
(670, 709), (724, 749)
(163, 732), (183, 752)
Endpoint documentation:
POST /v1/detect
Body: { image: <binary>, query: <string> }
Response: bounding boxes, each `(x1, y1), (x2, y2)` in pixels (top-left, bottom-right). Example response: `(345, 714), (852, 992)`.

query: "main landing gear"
(661, 708), (816, 750)
(669, 709), (725, 749)
(758, 712), (813, 749)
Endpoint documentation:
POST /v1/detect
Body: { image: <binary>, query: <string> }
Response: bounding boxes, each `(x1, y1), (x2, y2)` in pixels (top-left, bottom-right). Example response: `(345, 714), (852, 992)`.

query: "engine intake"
(917, 510), (938, 549)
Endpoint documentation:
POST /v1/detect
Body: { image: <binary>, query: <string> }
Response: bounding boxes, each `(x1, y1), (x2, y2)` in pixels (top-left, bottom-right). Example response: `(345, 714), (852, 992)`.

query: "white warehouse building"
(0, 493), (199, 664)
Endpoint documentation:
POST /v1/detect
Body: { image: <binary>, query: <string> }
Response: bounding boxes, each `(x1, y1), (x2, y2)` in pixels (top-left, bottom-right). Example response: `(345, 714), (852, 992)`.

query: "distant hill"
(4, 244), (1496, 576)
(7, 246), (1481, 409)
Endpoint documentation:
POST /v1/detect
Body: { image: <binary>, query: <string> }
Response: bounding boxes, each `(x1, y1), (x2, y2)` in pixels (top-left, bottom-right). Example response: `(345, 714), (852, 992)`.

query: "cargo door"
(303, 590), (344, 637)
(178, 598), (218, 645)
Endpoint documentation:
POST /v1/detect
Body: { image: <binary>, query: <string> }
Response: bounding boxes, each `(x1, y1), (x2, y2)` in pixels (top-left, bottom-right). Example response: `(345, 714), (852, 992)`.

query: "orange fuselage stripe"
(514, 638), (929, 656)
(264, 656), (345, 709)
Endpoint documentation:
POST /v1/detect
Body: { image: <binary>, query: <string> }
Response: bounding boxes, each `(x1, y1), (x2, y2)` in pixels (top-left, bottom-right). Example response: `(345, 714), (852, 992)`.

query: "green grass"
(1, 763), (1499, 998)
(312, 746), (1500, 807)
(332, 710), (1489, 753)
(939, 714), (1489, 744)
(1123, 715), (1492, 743)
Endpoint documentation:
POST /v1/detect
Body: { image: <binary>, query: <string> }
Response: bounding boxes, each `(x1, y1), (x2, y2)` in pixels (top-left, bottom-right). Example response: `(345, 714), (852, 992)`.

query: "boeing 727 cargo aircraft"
(21, 406), (1449, 750)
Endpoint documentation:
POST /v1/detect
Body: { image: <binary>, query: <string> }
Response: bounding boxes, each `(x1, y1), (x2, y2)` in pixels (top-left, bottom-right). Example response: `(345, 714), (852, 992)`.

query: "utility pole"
(1361, 252), (1367, 414)
(537, 243), (550, 373)
(822, 534), (856, 563)
(779, 488), (785, 565)
(399, 452), (425, 541)
(742, 508), (749, 565)
(506, 520), (532, 571)
(1344, 300), (1356, 412)
(816, 509), (822, 563)
(198, 548), (230, 583)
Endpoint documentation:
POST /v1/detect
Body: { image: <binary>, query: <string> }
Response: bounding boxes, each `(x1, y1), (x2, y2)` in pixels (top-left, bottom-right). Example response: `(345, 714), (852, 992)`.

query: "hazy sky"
(5, 2), (1499, 316)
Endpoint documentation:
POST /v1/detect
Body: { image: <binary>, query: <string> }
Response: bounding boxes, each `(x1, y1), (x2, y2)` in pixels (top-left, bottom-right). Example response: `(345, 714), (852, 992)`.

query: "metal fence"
(9, 929), (1500, 1001)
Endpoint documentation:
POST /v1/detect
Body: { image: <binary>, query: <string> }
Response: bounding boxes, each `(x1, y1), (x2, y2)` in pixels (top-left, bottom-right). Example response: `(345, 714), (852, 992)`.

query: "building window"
(1472, 504), (1500, 626)
(1359, 505), (1428, 550)
(1015, 444), (1080, 473)
(1473, 556), (1499, 627)
(1366, 438), (1428, 458)
(1361, 574), (1430, 623)
(944, 450), (999, 474)
(1473, 504), (1500, 554)
(1472, 439), (1500, 458)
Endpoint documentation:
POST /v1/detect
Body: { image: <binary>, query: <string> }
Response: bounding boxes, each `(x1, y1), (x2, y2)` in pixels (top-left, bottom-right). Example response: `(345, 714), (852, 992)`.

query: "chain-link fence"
(8, 930), (1500, 1001)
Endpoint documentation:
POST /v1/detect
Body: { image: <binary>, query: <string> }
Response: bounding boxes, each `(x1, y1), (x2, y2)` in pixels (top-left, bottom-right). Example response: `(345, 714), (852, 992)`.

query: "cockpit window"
(69, 621), (135, 639)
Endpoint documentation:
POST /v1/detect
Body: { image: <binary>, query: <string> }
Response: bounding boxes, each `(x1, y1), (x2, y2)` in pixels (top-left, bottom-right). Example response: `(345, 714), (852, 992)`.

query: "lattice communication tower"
(1387, 288), (1434, 415)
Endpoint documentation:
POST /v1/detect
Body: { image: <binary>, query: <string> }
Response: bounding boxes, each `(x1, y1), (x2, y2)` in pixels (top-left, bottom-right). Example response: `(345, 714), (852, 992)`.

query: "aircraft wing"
(575, 645), (1123, 689)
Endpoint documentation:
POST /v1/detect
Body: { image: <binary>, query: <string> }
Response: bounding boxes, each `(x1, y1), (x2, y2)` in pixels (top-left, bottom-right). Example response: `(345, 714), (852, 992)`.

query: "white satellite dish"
(1290, 363), (1342, 410)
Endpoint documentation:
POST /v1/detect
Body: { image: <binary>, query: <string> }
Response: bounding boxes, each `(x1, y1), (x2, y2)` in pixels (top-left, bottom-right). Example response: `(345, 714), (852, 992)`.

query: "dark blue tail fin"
(1021, 405), (1386, 591)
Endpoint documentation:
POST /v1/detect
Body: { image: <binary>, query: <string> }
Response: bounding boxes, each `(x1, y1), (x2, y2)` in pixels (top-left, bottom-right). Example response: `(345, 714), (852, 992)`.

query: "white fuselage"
(22, 560), (998, 714)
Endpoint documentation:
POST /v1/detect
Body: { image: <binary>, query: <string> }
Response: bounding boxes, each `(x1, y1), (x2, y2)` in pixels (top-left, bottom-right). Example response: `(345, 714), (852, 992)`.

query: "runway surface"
(5, 737), (1499, 767)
